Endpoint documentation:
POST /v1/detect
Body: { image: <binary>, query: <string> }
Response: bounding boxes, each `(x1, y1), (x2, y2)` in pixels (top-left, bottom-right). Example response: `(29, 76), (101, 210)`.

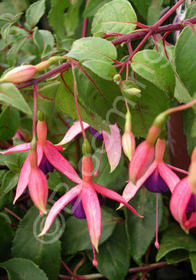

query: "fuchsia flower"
(0, 65), (37, 84)
(170, 177), (196, 232)
(0, 120), (81, 203)
(121, 139), (180, 205)
(39, 153), (141, 266)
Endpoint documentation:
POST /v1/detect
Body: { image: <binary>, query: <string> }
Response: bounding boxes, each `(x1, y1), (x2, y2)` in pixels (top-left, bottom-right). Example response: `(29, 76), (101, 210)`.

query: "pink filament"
(155, 193), (159, 249)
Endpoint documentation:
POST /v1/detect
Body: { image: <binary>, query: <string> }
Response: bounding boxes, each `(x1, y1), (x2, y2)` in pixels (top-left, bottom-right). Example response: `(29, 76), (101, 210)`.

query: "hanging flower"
(0, 120), (81, 203)
(39, 143), (141, 266)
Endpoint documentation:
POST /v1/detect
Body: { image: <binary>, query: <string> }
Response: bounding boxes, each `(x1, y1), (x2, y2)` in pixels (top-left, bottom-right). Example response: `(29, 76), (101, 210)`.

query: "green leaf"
(83, 0), (111, 18)
(48, 0), (69, 40)
(92, 0), (137, 36)
(93, 150), (125, 191)
(185, 2), (196, 19)
(26, 0), (45, 28)
(64, 0), (81, 36)
(130, 0), (151, 21)
(38, 81), (60, 116)
(190, 252), (196, 274)
(90, 223), (130, 280)
(82, 60), (116, 81)
(0, 83), (32, 115)
(165, 250), (189, 265)
(0, 213), (13, 261)
(125, 189), (163, 263)
(175, 26), (196, 96)
(131, 50), (175, 98)
(61, 207), (119, 255)
(1, 170), (19, 194)
(66, 37), (117, 63)
(33, 28), (55, 58)
(147, 0), (163, 25)
(0, 106), (20, 141)
(156, 223), (196, 262)
(55, 69), (110, 132)
(129, 76), (170, 138)
(0, 258), (48, 280)
(12, 207), (61, 280)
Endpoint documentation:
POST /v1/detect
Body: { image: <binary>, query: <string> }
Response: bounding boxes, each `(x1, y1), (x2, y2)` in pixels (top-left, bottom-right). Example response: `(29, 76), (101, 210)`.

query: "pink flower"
(122, 139), (180, 204)
(39, 154), (141, 266)
(0, 120), (81, 203)
(170, 177), (196, 232)
(28, 150), (48, 214)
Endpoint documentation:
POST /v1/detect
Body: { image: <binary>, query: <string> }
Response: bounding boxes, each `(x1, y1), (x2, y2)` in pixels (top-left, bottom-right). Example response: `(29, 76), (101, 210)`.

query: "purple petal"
(144, 169), (170, 193)
(39, 154), (54, 174)
(187, 195), (196, 212)
(90, 127), (103, 140)
(71, 194), (86, 219)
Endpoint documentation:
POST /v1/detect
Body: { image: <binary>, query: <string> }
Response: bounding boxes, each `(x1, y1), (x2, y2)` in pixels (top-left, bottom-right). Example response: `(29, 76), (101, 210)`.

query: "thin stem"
(32, 84), (38, 140)
(72, 65), (87, 140)
(128, 261), (168, 274)
(3, 207), (22, 221)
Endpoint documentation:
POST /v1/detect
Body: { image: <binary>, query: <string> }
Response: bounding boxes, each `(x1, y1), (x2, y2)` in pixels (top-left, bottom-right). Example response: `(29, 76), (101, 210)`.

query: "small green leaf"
(131, 50), (175, 98)
(175, 26), (196, 96)
(0, 258), (48, 280)
(66, 37), (117, 63)
(64, 0), (81, 36)
(12, 207), (61, 280)
(82, 60), (116, 80)
(156, 223), (196, 262)
(166, 250), (189, 265)
(130, 0), (151, 22)
(183, 108), (196, 155)
(33, 28), (55, 58)
(0, 83), (32, 115)
(26, 0), (45, 28)
(147, 0), (163, 25)
(92, 0), (137, 35)
(0, 106), (20, 141)
(1, 170), (19, 194)
(61, 207), (119, 255)
(125, 189), (163, 263)
(90, 223), (130, 280)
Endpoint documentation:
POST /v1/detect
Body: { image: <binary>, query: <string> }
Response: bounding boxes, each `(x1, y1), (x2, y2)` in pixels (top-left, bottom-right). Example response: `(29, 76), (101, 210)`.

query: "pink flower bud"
(0, 65), (37, 84)
(129, 140), (155, 183)
(122, 131), (135, 161)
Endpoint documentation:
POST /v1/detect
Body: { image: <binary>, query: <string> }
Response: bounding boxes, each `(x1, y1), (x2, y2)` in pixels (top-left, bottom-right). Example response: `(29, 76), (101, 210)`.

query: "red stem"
(32, 84), (38, 140)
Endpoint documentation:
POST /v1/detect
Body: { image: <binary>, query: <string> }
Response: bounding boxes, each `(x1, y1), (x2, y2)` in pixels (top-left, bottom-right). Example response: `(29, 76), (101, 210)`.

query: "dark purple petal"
(144, 169), (170, 193)
(39, 154), (54, 174)
(71, 193), (104, 219)
(187, 195), (196, 212)
(90, 127), (103, 141)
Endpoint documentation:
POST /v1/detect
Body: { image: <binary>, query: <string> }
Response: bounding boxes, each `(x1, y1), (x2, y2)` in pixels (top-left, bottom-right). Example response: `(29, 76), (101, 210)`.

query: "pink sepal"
(82, 183), (101, 251)
(102, 124), (121, 173)
(44, 142), (82, 184)
(170, 177), (195, 231)
(158, 162), (180, 193)
(13, 145), (44, 203)
(0, 143), (31, 155)
(57, 121), (90, 146)
(39, 184), (82, 236)
(94, 183), (142, 218)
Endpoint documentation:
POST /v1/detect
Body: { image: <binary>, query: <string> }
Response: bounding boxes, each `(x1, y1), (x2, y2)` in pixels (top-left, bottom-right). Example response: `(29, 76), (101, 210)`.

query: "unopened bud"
(124, 87), (141, 96)
(122, 131), (135, 161)
(82, 139), (91, 156)
(0, 65), (37, 84)
(113, 74), (121, 85)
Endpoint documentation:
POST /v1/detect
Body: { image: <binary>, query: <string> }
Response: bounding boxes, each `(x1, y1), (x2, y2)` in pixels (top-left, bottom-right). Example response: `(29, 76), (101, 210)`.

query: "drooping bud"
(28, 150), (48, 214)
(122, 111), (135, 161)
(113, 73), (121, 85)
(0, 65), (37, 84)
(189, 147), (196, 194)
(129, 140), (155, 184)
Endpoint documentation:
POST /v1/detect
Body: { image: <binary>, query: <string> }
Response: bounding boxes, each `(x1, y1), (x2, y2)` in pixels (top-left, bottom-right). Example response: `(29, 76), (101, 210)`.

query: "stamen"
(155, 193), (159, 249)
